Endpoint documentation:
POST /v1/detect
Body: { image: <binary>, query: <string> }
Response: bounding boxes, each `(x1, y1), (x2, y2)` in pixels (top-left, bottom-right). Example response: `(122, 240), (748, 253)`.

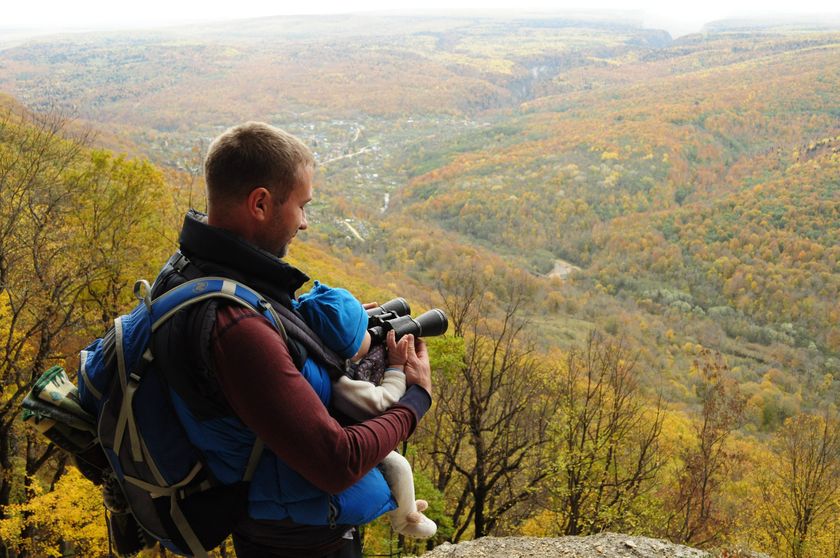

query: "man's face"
(269, 164), (313, 258)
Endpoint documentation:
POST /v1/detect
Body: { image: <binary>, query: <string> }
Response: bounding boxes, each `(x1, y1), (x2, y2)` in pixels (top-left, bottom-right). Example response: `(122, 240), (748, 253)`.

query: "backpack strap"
(147, 277), (284, 337)
(123, 462), (207, 557)
(121, 440), (264, 558)
(113, 279), (281, 464)
(112, 315), (150, 463)
(163, 251), (346, 380)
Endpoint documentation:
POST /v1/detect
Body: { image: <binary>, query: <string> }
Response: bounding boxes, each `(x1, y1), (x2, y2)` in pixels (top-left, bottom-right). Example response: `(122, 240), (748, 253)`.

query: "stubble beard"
(277, 244), (289, 259)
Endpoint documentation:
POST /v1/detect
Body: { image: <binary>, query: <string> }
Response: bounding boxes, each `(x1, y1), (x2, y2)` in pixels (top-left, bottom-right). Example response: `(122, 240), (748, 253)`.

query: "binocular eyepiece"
(366, 297), (411, 319)
(366, 298), (448, 345)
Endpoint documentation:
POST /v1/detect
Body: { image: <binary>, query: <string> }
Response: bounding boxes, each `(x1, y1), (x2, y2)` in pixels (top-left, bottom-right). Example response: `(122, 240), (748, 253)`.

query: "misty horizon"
(2, 6), (840, 41)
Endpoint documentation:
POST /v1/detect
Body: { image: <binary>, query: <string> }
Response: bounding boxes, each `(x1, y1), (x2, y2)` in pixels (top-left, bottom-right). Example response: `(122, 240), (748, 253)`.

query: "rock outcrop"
(415, 533), (770, 558)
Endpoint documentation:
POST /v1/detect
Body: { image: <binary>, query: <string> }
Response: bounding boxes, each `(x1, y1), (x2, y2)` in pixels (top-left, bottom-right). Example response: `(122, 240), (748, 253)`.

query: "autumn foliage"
(0, 15), (838, 558)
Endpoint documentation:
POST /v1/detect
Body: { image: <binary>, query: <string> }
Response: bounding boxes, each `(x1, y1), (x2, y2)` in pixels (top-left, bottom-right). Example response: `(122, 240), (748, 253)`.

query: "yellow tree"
(67, 150), (172, 326)
(757, 413), (840, 558)
(548, 331), (664, 536)
(0, 110), (92, 541)
(0, 108), (177, 556)
(0, 468), (108, 557)
(665, 350), (745, 547)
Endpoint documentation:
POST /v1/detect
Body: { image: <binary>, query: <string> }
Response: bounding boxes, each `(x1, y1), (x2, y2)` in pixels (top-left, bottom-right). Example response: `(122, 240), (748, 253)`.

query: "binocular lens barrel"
(413, 309), (449, 338)
(366, 297), (411, 318)
(368, 308), (449, 344)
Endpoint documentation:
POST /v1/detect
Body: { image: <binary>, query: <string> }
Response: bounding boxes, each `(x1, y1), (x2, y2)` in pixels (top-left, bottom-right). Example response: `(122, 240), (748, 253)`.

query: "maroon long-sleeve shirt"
(211, 305), (430, 494)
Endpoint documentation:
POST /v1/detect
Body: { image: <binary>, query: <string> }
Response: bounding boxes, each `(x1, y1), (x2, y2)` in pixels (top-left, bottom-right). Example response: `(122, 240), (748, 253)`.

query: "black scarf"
(178, 209), (309, 310)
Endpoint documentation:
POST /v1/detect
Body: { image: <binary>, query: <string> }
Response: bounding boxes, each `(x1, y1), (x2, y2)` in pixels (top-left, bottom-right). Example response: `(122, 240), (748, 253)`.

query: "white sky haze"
(2, 0), (840, 37)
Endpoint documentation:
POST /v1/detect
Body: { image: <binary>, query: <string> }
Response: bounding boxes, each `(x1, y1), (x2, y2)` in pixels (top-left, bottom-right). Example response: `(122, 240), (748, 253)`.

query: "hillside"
(0, 15), (667, 126)
(367, 30), (840, 422)
(0, 14), (671, 171)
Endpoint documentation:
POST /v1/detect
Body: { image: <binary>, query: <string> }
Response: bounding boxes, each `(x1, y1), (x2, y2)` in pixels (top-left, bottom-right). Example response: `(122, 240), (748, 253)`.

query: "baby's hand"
(386, 330), (409, 368)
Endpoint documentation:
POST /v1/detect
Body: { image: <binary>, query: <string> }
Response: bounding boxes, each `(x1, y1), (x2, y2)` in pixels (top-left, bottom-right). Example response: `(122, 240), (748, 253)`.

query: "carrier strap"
(243, 439), (263, 482)
(272, 304), (346, 381)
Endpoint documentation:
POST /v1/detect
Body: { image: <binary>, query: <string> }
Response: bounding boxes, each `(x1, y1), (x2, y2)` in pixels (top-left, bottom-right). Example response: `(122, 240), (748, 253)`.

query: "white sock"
(379, 452), (437, 539)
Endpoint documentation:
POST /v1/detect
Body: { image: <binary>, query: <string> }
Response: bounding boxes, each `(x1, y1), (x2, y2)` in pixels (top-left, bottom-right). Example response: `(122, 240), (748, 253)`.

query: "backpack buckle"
(169, 252), (190, 274)
(134, 280), (153, 312)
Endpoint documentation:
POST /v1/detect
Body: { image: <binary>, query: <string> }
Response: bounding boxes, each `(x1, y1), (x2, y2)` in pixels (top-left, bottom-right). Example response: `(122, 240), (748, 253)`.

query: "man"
(151, 122), (432, 557)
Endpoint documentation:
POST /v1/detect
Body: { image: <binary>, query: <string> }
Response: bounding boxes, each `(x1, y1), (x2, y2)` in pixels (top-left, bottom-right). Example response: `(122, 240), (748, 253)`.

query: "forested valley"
(0, 13), (838, 557)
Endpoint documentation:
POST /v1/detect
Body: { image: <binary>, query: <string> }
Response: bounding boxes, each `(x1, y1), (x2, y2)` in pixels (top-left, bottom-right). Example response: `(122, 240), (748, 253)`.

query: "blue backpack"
(76, 276), (282, 557)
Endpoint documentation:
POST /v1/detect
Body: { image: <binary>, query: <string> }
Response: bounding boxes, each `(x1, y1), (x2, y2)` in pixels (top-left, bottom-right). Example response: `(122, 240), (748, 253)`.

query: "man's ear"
(246, 187), (272, 221)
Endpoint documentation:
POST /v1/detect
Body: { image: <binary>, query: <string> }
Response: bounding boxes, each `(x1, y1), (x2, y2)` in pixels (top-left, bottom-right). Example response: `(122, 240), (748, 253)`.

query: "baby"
(295, 281), (437, 539)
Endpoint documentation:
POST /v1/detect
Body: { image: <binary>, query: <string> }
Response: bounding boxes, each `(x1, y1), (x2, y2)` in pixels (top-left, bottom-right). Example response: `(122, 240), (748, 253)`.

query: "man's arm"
(211, 305), (431, 494)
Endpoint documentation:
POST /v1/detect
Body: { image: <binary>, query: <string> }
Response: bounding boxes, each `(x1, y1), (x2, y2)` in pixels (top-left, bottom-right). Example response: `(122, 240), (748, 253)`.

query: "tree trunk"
(0, 425), (15, 558)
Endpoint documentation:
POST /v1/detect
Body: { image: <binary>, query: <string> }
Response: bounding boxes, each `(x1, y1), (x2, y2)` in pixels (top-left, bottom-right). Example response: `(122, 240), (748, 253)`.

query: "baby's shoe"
(389, 499), (437, 539)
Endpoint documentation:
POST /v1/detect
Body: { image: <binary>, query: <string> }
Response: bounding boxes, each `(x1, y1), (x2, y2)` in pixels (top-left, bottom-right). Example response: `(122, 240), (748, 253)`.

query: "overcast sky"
(3, 0), (840, 37)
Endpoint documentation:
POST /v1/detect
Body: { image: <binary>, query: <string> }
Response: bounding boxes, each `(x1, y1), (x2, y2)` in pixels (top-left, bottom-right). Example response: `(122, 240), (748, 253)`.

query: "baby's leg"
(379, 451), (437, 538)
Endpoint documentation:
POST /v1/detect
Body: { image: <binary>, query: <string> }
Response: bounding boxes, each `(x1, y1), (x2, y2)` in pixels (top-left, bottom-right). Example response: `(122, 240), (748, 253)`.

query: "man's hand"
(388, 332), (431, 394)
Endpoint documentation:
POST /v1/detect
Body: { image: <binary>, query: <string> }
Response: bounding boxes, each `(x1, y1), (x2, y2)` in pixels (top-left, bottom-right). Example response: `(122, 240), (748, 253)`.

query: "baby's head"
(296, 281), (371, 361)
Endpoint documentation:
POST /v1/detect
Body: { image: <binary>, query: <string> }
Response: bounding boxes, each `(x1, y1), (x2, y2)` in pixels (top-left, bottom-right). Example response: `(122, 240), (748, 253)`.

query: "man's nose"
(299, 212), (308, 230)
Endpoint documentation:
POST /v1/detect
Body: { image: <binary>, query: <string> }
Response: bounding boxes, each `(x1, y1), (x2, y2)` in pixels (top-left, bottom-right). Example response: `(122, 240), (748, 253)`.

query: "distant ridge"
(704, 15), (840, 33)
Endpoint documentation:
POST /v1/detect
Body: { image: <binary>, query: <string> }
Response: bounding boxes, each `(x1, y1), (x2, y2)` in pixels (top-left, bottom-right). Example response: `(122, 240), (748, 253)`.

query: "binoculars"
(366, 298), (448, 345)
